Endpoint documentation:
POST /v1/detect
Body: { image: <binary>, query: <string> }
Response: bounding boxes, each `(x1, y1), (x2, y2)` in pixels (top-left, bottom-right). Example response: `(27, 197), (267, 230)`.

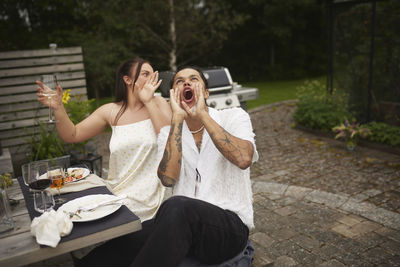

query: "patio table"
(0, 177), (141, 266)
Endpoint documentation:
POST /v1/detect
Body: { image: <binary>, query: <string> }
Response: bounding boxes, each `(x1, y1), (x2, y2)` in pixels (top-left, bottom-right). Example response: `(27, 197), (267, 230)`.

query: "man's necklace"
(190, 125), (205, 134)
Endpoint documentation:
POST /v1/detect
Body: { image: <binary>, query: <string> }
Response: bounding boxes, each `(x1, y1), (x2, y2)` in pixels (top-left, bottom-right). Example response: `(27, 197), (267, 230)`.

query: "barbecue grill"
(158, 67), (258, 110)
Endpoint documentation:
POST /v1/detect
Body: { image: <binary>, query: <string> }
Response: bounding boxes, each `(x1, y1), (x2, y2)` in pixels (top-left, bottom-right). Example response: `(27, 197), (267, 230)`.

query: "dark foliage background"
(1, 0), (327, 99)
(332, 1), (400, 123)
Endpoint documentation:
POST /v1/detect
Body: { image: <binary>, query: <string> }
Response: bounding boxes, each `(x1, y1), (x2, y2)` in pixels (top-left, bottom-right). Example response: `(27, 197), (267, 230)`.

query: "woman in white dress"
(36, 57), (171, 221)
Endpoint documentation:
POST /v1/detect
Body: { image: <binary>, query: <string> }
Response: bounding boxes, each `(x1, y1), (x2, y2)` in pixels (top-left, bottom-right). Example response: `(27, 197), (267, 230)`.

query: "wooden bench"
(0, 44), (88, 175)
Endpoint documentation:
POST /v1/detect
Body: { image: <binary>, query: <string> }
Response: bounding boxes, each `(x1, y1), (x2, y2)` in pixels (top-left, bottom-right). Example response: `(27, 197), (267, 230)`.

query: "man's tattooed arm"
(157, 116), (184, 187)
(199, 113), (254, 170)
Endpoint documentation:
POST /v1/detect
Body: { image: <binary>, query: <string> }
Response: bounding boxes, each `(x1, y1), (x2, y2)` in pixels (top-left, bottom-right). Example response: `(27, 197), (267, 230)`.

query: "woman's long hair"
(113, 57), (148, 125)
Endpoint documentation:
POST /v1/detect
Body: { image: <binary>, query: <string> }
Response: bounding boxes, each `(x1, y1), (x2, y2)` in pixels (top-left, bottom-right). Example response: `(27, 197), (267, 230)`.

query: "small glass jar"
(0, 182), (14, 235)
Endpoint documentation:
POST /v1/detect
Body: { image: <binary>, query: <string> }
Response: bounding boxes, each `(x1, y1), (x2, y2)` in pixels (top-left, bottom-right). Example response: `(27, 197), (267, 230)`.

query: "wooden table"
(0, 179), (142, 267)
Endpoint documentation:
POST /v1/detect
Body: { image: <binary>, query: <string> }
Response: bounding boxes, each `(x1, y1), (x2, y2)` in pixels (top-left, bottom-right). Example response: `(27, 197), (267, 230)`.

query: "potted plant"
(332, 118), (371, 151)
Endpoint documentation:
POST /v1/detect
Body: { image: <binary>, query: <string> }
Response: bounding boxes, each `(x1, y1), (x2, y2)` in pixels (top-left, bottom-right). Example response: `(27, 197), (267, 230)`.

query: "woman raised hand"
(138, 71), (162, 104)
(36, 81), (63, 110)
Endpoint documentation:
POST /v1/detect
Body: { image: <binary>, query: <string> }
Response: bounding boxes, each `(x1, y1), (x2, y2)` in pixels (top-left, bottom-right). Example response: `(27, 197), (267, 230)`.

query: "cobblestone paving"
(26, 102), (400, 266)
(249, 102), (400, 213)
(249, 102), (400, 266)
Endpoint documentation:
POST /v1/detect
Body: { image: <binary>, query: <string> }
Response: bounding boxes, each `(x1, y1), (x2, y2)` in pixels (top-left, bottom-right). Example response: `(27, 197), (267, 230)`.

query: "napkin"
(49, 174), (106, 195)
(30, 209), (73, 248)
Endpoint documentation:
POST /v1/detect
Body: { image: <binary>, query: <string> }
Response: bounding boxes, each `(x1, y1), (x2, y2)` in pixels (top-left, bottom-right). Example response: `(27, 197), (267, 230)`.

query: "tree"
(213, 0), (327, 81)
(0, 0), (146, 100)
(129, 0), (247, 70)
(0, 0), (327, 97)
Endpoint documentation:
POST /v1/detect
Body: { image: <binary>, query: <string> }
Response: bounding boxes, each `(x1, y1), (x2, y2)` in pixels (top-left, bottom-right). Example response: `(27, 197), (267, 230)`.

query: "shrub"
(364, 121), (400, 148)
(332, 117), (370, 141)
(0, 173), (13, 188)
(26, 92), (95, 161)
(26, 121), (66, 162)
(64, 94), (95, 125)
(64, 94), (96, 160)
(294, 80), (353, 132)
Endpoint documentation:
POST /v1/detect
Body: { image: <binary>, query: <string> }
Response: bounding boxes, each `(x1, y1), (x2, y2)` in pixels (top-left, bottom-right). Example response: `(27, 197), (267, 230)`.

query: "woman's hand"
(181, 83), (207, 120)
(139, 71), (162, 104)
(169, 88), (187, 119)
(36, 80), (63, 110)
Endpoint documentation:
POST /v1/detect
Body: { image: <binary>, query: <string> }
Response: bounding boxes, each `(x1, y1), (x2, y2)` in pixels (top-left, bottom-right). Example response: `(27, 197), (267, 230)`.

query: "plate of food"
(65, 167), (90, 183)
(58, 194), (123, 222)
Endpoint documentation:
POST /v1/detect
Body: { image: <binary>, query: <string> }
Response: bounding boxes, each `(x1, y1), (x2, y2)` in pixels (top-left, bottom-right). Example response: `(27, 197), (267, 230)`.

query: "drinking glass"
(21, 163), (30, 186)
(29, 161), (53, 213)
(21, 162), (35, 199)
(33, 191), (55, 214)
(48, 165), (66, 204)
(40, 74), (58, 123)
(0, 182), (14, 235)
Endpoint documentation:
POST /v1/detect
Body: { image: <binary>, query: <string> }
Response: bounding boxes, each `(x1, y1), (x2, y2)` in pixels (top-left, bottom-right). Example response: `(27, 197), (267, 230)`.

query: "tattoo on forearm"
(174, 123), (182, 152)
(158, 173), (176, 187)
(159, 150), (169, 173)
(159, 123), (175, 173)
(158, 122), (183, 184)
(209, 126), (252, 167)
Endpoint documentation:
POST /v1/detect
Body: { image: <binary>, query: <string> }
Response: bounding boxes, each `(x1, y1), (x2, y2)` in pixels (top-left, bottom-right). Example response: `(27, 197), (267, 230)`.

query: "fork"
(77, 201), (123, 213)
(75, 195), (127, 213)
(63, 210), (82, 219)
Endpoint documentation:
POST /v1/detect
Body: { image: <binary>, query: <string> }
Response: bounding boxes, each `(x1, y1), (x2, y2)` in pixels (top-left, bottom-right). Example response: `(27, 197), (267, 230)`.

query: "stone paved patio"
(249, 101), (400, 266)
(26, 102), (400, 266)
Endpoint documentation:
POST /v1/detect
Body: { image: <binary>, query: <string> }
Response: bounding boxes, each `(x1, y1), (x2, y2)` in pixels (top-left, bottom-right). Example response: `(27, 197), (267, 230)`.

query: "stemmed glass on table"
(40, 74), (58, 123)
(28, 162), (54, 213)
(48, 165), (66, 204)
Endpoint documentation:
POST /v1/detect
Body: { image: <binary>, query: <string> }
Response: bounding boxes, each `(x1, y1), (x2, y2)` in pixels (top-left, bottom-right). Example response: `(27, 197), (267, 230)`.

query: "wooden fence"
(0, 45), (88, 172)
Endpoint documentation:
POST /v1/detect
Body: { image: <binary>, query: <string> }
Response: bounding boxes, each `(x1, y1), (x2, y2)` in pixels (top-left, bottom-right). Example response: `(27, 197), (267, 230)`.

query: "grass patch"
(243, 76), (326, 110)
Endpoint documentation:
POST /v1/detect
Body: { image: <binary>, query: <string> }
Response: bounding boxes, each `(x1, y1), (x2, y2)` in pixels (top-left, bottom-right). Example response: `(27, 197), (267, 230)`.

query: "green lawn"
(243, 76), (326, 110)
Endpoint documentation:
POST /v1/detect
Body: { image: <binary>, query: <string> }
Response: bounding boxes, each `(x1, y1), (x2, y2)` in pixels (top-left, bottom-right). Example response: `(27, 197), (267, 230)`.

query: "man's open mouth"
(182, 87), (194, 103)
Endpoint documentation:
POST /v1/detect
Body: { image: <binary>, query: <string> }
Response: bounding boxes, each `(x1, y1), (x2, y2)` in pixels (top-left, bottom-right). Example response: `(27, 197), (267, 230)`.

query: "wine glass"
(21, 163), (30, 187)
(40, 74), (58, 123)
(29, 161), (54, 213)
(48, 165), (66, 204)
(21, 162), (35, 199)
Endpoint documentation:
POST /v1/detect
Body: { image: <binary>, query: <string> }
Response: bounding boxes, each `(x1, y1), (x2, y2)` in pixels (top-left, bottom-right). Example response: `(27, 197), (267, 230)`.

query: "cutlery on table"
(75, 194), (127, 214)
(64, 210), (82, 219)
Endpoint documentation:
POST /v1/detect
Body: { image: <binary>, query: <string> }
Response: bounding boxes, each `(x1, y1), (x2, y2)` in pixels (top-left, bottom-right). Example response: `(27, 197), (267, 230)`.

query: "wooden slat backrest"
(0, 46), (88, 166)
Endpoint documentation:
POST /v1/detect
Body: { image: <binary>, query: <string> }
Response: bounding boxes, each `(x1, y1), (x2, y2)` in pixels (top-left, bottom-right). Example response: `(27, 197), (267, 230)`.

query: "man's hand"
(139, 71), (162, 104)
(181, 83), (207, 120)
(170, 88), (187, 120)
(158, 88), (185, 187)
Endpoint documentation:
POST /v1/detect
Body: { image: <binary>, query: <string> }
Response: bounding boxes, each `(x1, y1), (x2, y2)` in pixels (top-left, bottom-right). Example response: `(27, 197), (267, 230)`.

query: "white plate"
(58, 194), (122, 222)
(65, 167), (90, 183)
(38, 173), (50, 180)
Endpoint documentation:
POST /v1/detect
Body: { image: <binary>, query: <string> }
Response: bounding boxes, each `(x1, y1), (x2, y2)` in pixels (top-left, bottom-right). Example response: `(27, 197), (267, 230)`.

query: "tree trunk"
(168, 0), (177, 71)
